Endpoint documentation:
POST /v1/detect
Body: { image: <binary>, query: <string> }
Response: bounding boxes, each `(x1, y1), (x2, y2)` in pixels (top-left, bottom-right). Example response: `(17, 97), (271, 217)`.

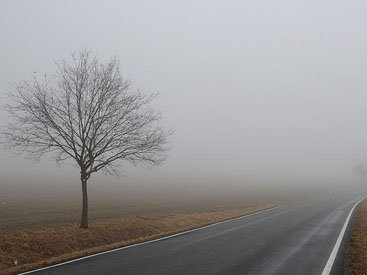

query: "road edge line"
(321, 195), (366, 275)
(19, 201), (299, 274)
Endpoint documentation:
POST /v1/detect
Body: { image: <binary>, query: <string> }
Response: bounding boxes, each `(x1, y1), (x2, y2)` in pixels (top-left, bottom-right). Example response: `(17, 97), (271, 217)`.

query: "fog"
(1, 1), (367, 199)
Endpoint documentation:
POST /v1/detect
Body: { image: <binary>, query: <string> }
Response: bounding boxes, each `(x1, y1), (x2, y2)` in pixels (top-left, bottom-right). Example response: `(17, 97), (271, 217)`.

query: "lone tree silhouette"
(1, 49), (171, 228)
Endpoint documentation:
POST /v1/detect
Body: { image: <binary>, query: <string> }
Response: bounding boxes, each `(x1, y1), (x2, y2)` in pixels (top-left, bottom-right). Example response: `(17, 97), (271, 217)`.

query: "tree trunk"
(80, 175), (88, 229)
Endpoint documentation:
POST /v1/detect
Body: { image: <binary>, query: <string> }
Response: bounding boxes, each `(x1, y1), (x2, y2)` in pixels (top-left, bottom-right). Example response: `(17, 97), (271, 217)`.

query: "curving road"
(25, 193), (364, 275)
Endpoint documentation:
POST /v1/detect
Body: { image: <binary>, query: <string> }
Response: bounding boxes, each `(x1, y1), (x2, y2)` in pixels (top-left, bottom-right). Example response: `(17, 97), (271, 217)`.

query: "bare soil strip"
(344, 200), (367, 275)
(0, 203), (283, 275)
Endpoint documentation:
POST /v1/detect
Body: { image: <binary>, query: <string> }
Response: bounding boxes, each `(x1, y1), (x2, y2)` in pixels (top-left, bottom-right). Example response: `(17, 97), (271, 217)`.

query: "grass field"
(0, 193), (289, 231)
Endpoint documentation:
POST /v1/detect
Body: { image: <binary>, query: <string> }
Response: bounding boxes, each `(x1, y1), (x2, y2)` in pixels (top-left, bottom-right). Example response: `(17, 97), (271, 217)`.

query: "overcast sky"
(1, 1), (367, 194)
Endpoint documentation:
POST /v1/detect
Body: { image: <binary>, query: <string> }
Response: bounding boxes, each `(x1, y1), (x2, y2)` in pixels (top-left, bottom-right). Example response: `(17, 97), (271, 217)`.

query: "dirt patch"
(344, 199), (367, 275)
(0, 203), (285, 274)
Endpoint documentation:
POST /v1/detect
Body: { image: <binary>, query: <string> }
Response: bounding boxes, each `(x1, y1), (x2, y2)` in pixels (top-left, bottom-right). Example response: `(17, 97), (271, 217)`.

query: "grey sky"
(1, 0), (367, 193)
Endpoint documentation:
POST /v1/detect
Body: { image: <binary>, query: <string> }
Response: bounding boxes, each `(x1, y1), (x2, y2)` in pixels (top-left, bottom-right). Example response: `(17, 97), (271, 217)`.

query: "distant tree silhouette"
(1, 49), (172, 228)
(352, 163), (367, 186)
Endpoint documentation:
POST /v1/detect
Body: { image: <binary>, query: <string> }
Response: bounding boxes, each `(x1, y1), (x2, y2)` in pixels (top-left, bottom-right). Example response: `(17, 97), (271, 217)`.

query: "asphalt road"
(28, 193), (363, 275)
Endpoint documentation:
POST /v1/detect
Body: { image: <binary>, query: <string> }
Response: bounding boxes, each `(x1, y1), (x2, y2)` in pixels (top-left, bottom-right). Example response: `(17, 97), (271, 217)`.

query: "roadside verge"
(344, 198), (367, 274)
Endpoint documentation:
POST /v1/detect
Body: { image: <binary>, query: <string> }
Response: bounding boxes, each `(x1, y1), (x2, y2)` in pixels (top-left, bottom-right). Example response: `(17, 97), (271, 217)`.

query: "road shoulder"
(344, 199), (367, 274)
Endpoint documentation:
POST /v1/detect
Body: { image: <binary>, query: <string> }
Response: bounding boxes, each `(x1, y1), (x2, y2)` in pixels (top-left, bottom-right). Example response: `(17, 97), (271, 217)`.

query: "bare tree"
(1, 49), (171, 228)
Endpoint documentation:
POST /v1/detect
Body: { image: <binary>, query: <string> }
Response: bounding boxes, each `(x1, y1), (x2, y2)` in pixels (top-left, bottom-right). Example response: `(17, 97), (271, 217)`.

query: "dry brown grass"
(344, 199), (367, 275)
(0, 202), (285, 275)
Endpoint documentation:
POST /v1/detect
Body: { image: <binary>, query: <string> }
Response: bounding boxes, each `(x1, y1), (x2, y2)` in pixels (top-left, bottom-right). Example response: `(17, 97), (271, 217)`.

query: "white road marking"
(20, 202), (298, 274)
(321, 196), (366, 275)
